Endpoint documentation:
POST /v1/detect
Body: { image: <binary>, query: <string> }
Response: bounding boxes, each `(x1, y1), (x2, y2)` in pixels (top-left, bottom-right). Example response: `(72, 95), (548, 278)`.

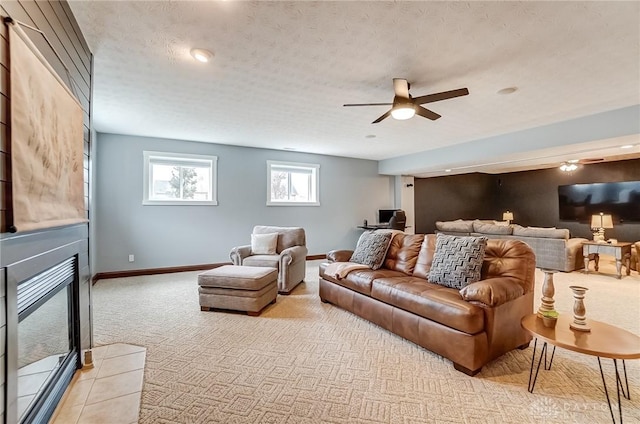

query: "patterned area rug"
(93, 259), (640, 423)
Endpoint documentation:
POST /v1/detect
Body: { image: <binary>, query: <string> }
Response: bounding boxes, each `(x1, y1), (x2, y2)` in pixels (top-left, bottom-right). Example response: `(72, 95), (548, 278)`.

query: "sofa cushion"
(350, 231), (393, 270)
(321, 267), (407, 296)
(435, 219), (474, 233)
(371, 277), (485, 334)
(472, 221), (513, 235)
(384, 233), (425, 274)
(243, 255), (279, 269)
(251, 233), (278, 255)
(412, 234), (437, 279)
(428, 234), (487, 289)
(512, 225), (569, 239)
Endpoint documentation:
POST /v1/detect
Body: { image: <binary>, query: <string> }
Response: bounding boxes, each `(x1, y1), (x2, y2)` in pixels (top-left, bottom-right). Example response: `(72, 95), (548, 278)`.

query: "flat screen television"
(378, 209), (398, 224)
(558, 181), (640, 222)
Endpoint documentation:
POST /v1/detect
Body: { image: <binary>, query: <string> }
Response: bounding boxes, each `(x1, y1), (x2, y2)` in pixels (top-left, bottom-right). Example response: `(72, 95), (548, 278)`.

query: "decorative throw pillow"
(251, 233), (278, 255)
(350, 231), (393, 270)
(428, 234), (487, 289)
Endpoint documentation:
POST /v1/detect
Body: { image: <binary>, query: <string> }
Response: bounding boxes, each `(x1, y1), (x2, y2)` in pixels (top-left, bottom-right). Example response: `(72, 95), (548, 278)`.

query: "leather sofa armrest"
(327, 250), (354, 263)
(459, 277), (525, 307)
(280, 245), (308, 265)
(230, 244), (251, 265)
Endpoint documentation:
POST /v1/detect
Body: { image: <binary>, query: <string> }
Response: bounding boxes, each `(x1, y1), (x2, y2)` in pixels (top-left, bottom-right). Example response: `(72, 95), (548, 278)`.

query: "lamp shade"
(502, 211), (514, 221)
(591, 213), (613, 229)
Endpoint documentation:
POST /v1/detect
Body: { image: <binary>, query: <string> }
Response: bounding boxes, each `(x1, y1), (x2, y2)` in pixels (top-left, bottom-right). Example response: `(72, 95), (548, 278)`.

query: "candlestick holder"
(537, 269), (557, 318)
(569, 286), (591, 332)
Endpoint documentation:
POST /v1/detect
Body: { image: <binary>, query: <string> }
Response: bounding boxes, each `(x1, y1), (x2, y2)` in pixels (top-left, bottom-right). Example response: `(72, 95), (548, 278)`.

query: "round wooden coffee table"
(521, 314), (640, 424)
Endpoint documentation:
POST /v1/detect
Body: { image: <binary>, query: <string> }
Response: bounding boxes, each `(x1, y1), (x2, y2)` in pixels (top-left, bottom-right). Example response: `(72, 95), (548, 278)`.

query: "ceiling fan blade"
(343, 103), (393, 107)
(415, 106), (441, 120)
(372, 110), (392, 124)
(393, 78), (410, 99)
(413, 88), (469, 105)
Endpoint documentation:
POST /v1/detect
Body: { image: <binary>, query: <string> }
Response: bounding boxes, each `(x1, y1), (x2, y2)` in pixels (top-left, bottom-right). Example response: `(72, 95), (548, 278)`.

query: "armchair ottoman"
(198, 265), (278, 316)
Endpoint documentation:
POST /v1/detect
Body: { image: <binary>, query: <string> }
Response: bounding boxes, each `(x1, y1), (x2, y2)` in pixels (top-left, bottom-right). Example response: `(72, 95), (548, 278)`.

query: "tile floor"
(49, 344), (146, 424)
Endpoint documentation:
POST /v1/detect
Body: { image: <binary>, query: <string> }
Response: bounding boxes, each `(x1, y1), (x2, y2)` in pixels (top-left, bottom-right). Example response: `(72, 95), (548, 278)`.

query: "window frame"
(143, 151), (218, 206)
(266, 160), (320, 206)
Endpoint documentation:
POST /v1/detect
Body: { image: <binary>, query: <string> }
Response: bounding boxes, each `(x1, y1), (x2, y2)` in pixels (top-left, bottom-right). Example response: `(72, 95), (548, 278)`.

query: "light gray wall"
(94, 133), (394, 273)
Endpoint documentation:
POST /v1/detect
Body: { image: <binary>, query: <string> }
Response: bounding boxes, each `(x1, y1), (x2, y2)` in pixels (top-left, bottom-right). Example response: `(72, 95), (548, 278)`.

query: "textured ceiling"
(68, 1), (640, 176)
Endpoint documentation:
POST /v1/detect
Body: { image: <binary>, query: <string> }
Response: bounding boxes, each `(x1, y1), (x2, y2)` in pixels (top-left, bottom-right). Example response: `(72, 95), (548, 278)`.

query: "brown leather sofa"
(319, 233), (536, 376)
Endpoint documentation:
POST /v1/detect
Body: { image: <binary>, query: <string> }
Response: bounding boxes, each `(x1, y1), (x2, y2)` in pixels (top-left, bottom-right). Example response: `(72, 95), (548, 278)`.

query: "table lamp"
(590, 213), (613, 242)
(502, 211), (514, 225)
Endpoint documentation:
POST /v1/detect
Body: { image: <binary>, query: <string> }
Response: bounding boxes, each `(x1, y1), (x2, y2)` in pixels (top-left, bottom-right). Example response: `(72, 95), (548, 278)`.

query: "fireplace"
(15, 256), (80, 423)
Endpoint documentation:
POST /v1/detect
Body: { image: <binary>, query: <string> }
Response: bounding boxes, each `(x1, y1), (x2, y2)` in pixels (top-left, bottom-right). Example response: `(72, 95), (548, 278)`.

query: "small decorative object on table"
(537, 269), (557, 318)
(569, 285), (591, 332)
(540, 310), (559, 328)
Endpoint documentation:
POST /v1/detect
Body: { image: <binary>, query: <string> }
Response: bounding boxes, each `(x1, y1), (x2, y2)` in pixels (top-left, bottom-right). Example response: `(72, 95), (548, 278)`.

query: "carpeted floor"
(93, 259), (640, 423)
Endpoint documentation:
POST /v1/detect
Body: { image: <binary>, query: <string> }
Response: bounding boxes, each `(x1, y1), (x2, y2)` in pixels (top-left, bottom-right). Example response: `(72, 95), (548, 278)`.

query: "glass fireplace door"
(16, 257), (78, 423)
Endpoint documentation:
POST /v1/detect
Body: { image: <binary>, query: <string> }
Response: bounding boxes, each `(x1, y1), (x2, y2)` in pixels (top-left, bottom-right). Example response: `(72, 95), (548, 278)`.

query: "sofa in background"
(230, 226), (307, 294)
(435, 220), (587, 272)
(319, 232), (536, 376)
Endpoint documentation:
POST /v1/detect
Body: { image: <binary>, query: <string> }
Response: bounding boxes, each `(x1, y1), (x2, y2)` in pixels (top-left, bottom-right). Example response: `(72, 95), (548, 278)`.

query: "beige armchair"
(230, 226), (307, 294)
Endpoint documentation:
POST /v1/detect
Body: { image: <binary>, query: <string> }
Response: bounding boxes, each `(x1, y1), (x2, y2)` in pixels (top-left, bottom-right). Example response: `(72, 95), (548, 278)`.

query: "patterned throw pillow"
(428, 234), (487, 289)
(350, 231), (393, 270)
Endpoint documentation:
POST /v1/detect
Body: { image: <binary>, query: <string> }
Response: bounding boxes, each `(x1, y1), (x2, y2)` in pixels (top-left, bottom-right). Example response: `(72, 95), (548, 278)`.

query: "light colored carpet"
(93, 259), (640, 423)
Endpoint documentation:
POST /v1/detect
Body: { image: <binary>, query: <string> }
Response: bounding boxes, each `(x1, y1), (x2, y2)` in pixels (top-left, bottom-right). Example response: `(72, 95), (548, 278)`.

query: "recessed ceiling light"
(497, 87), (518, 95)
(365, 134), (376, 139)
(445, 169), (452, 173)
(620, 144), (634, 149)
(190, 48), (213, 63)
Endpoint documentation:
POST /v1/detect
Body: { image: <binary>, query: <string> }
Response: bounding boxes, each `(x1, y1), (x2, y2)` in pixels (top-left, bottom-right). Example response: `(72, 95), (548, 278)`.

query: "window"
(267, 160), (319, 206)
(143, 151), (217, 205)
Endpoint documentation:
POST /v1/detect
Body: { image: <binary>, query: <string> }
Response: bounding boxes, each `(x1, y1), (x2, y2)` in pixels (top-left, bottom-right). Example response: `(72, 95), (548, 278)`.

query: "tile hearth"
(49, 343), (145, 424)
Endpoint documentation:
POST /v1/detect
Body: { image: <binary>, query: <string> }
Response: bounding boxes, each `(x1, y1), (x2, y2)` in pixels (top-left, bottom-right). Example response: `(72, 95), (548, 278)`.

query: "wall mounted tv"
(558, 181), (640, 222)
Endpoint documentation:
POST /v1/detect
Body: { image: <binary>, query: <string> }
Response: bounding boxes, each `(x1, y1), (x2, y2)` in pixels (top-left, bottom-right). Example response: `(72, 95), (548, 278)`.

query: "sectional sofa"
(435, 220), (587, 272)
(319, 232), (536, 375)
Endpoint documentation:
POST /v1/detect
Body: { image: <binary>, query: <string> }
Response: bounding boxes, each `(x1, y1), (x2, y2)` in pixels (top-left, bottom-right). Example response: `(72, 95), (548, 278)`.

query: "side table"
(521, 314), (640, 423)
(583, 241), (632, 279)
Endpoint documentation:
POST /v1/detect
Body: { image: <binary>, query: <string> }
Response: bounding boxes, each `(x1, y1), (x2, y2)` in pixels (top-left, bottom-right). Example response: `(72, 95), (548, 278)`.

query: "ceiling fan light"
(391, 105), (415, 120)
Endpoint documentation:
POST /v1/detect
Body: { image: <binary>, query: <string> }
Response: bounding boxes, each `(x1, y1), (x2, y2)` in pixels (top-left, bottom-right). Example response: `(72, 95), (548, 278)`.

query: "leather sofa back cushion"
(482, 239), (536, 293)
(512, 225), (569, 240)
(435, 219), (474, 233)
(413, 234), (437, 279)
(384, 233), (425, 274)
(253, 226), (306, 253)
(472, 221), (513, 235)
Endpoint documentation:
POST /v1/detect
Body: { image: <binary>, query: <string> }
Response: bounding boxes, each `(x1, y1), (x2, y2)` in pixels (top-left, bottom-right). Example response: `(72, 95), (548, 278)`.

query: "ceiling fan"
(344, 78), (469, 124)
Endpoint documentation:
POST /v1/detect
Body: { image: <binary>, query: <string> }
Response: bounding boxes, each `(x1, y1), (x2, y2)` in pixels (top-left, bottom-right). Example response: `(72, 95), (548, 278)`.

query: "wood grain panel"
(15, 1), (90, 92)
(0, 152), (8, 180)
(0, 181), (9, 210)
(1, 123), (9, 152)
(60, 2), (91, 58)
(0, 95), (8, 125)
(44, 1), (90, 72)
(0, 65), (7, 97)
(0, 38), (7, 67)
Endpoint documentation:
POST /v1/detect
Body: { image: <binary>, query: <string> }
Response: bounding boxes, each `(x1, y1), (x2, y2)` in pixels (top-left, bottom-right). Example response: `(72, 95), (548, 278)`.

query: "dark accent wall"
(415, 159), (640, 243)
(414, 172), (498, 231)
(0, 1), (92, 422)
